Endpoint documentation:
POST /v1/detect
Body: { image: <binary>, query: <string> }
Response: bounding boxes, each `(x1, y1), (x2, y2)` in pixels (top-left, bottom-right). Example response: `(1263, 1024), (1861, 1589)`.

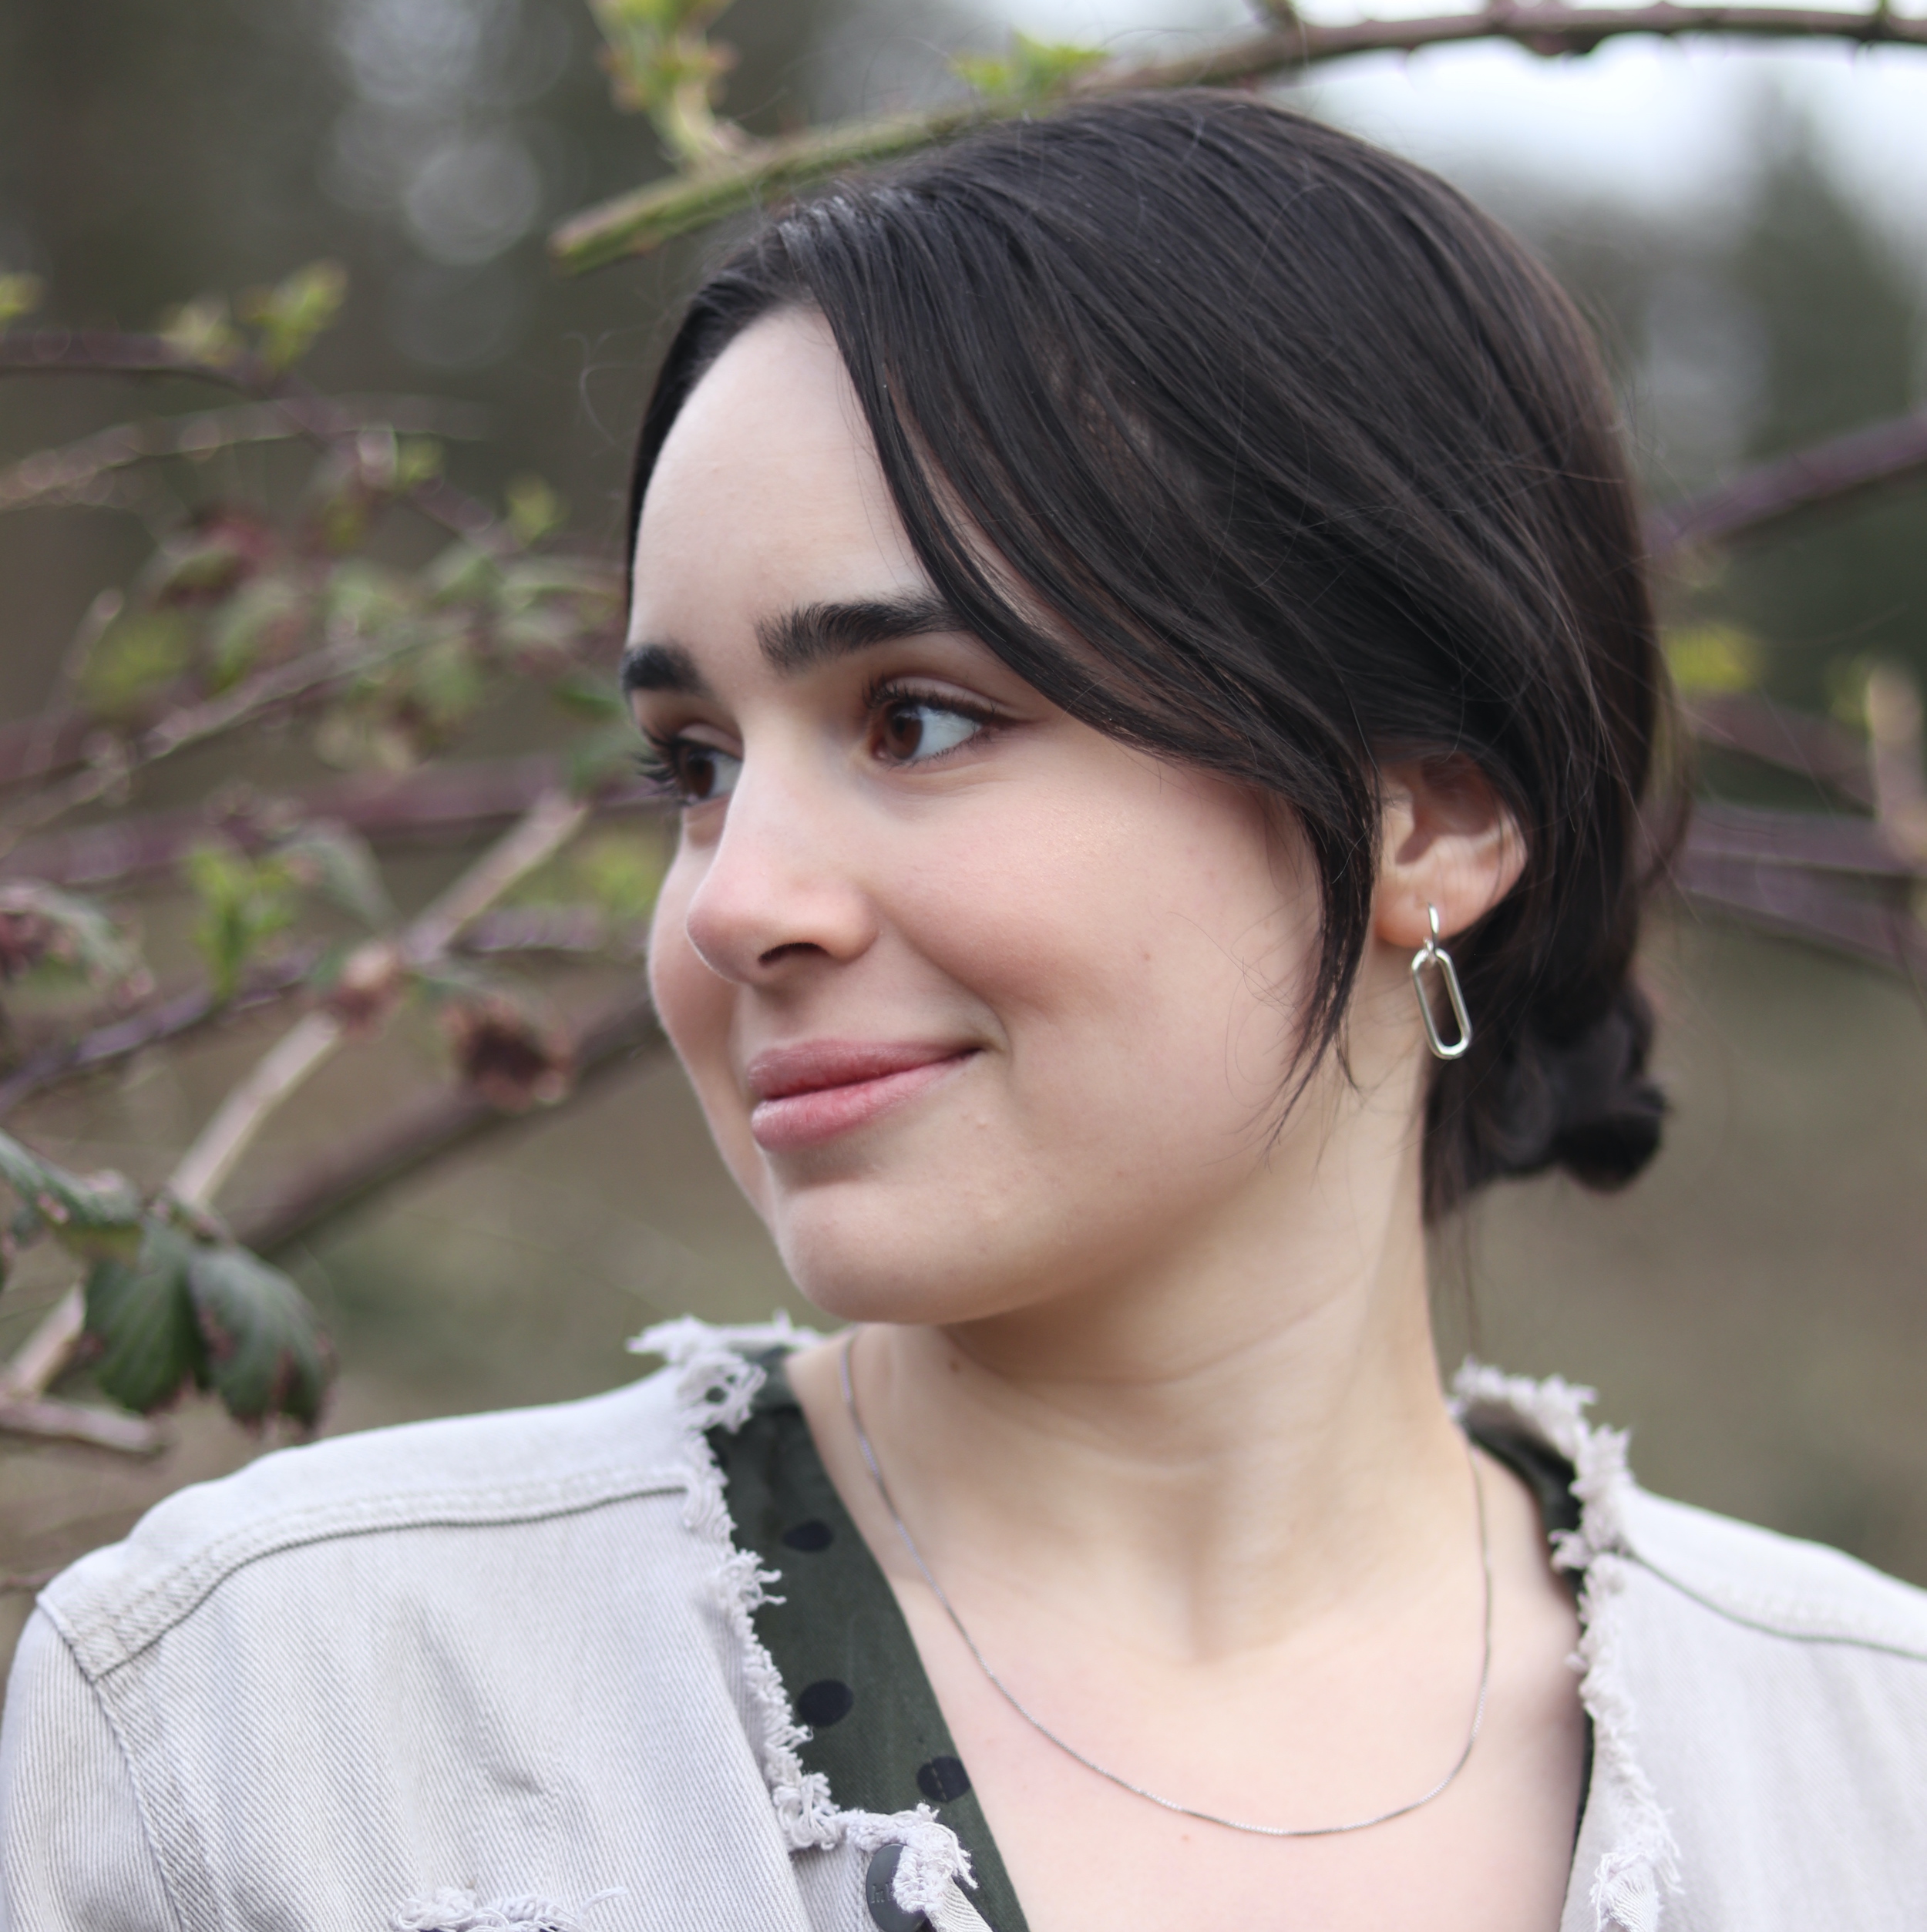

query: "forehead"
(628, 311), (927, 649)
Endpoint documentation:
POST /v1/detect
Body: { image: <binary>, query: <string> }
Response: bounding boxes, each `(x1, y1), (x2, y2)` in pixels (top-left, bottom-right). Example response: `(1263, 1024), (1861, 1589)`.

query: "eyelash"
(861, 676), (1004, 751)
(637, 680), (1005, 806)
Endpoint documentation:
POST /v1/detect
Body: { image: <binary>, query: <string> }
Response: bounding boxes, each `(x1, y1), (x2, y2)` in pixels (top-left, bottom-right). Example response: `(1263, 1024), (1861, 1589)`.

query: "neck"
(792, 1093), (1471, 1664)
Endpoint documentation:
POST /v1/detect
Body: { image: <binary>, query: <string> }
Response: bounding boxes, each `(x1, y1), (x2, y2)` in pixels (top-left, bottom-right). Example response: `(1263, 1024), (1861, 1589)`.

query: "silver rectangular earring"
(1411, 904), (1472, 1060)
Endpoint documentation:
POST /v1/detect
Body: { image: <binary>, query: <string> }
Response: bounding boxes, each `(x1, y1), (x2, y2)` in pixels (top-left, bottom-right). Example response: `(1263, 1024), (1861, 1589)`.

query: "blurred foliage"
(951, 30), (1104, 102)
(1525, 107), (1925, 728)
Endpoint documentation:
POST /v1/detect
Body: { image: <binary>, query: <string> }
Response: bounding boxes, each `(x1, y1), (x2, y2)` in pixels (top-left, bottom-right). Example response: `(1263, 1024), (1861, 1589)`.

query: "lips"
(745, 1039), (976, 1153)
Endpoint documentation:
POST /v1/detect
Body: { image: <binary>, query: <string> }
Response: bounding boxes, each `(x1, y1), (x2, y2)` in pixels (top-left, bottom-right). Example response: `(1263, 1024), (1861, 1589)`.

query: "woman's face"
(631, 312), (1350, 1326)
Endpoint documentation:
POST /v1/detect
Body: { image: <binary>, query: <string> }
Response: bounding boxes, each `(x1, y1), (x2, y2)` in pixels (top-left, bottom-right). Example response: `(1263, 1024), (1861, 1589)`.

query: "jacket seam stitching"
(47, 1473), (689, 1682)
(1629, 1552), (1927, 1661)
(42, 1614), (197, 1932)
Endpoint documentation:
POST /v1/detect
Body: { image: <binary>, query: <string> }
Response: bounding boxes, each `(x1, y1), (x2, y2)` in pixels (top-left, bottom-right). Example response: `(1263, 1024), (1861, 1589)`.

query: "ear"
(1374, 756), (1525, 950)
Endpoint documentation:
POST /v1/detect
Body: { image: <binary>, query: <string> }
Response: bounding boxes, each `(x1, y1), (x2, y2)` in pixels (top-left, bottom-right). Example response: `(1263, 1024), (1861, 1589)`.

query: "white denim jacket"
(4, 1319), (1925, 1932)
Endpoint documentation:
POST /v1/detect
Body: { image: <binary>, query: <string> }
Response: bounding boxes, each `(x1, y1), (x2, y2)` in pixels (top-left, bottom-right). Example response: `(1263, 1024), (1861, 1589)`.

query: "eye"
(645, 736), (742, 806)
(871, 688), (992, 766)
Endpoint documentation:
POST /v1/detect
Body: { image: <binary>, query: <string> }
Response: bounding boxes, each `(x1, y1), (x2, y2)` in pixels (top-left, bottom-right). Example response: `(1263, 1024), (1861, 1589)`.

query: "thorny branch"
(0, 395), (489, 516)
(0, 331), (513, 554)
(0, 788), (591, 1427)
(550, 2), (1927, 270)
(0, 630), (432, 858)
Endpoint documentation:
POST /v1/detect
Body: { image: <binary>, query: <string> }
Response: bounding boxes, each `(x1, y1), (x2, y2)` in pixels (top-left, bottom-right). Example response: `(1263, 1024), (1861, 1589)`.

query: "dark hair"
(628, 92), (1680, 1219)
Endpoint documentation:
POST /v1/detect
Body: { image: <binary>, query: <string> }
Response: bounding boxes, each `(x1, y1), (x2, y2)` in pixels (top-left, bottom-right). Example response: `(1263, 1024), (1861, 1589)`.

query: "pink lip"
(745, 1040), (977, 1153)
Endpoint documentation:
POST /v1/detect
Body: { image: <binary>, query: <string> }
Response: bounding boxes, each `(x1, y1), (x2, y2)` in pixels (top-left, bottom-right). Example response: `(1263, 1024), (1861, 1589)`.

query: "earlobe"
(1374, 757), (1525, 951)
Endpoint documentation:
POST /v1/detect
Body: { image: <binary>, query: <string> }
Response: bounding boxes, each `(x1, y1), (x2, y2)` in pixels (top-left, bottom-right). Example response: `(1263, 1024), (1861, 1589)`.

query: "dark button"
(865, 1843), (928, 1932)
(781, 1518), (835, 1552)
(916, 1755), (971, 1803)
(795, 1678), (854, 1727)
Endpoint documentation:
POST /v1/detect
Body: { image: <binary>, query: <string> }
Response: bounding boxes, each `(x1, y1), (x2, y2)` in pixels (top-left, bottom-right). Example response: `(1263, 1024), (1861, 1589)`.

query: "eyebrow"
(620, 593), (965, 697)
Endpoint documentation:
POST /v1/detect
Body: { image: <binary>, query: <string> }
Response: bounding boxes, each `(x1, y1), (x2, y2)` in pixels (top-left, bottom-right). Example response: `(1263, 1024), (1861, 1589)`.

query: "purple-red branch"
(0, 331), (514, 556)
(1648, 412), (1927, 557)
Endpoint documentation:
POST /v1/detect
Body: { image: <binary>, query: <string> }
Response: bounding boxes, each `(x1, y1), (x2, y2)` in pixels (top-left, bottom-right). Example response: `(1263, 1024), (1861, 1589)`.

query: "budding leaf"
(0, 1132), (51, 1209)
(207, 575), (308, 689)
(953, 32), (1103, 102)
(158, 294), (244, 368)
(238, 260), (348, 373)
(84, 1225), (201, 1415)
(186, 1244), (334, 1428)
(506, 475), (567, 546)
(78, 608), (197, 719)
(185, 842), (301, 1002)
(273, 822), (395, 929)
(43, 1169), (145, 1264)
(0, 270), (45, 330)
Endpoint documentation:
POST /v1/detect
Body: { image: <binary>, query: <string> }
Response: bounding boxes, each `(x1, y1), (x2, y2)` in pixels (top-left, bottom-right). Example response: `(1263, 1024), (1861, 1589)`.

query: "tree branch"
(0, 332), (513, 554)
(1648, 409), (1927, 556)
(1676, 852), (1927, 980)
(0, 951), (320, 1119)
(0, 395), (488, 516)
(0, 758), (661, 893)
(229, 985), (664, 1256)
(0, 630), (435, 856)
(1683, 693), (1876, 811)
(550, 5), (1927, 270)
(0, 789), (592, 1410)
(0, 1391), (163, 1455)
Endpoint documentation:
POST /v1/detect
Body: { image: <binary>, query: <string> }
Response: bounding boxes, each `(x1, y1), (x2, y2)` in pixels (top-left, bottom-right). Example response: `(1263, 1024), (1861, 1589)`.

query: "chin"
(765, 1181), (1054, 1330)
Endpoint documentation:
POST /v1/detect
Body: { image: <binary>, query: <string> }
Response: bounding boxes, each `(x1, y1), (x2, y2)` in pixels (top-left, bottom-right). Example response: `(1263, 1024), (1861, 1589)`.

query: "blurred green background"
(2, 0), (1925, 1681)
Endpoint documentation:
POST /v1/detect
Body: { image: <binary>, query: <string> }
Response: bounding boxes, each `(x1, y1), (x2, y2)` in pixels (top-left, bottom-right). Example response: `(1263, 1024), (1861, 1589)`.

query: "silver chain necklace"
(839, 1332), (1493, 1838)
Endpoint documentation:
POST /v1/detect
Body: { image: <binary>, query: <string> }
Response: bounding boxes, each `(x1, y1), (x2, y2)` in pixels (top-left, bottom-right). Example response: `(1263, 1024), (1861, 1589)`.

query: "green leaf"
(84, 1225), (201, 1415)
(321, 559), (419, 633)
(158, 294), (244, 368)
(272, 821), (394, 929)
(1666, 622), (1761, 696)
(207, 575), (308, 689)
(0, 880), (147, 992)
(423, 539), (500, 606)
(186, 1244), (333, 1427)
(43, 1169), (145, 1264)
(0, 1133), (142, 1272)
(396, 438), (444, 489)
(0, 270), (45, 330)
(573, 832), (664, 926)
(0, 1132), (51, 1208)
(547, 669), (627, 724)
(506, 475), (567, 546)
(237, 260), (348, 373)
(184, 842), (301, 1002)
(953, 31), (1104, 102)
(77, 608), (197, 719)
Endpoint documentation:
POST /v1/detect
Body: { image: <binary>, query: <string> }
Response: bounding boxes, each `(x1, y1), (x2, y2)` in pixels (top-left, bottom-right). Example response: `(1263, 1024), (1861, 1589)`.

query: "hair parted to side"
(629, 91), (1684, 1220)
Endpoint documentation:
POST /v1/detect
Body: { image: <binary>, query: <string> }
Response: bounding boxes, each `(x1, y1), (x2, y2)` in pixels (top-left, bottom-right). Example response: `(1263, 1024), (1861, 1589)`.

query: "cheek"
(899, 782), (1310, 1138)
(647, 860), (768, 1198)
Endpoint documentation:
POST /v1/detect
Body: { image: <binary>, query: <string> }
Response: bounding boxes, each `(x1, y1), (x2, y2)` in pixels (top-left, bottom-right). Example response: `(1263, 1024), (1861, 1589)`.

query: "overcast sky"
(992, 0), (1927, 257)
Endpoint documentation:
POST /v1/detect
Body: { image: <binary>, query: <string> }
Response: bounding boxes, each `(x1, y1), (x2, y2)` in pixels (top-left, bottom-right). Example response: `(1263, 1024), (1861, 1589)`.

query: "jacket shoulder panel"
(39, 1366), (693, 1682)
(1620, 1487), (1927, 1658)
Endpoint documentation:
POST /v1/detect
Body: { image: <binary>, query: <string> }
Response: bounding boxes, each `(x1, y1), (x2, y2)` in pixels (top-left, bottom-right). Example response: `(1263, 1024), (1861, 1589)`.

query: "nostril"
(757, 939), (828, 968)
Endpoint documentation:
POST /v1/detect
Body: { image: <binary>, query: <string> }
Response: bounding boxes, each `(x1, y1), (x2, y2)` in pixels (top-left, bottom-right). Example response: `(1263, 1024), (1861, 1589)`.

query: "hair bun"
(1488, 983), (1666, 1191)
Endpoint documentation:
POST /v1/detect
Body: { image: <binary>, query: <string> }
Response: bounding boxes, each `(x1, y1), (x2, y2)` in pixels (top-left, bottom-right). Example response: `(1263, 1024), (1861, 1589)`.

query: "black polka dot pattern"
(796, 1678), (855, 1728)
(916, 1756), (971, 1803)
(782, 1518), (835, 1552)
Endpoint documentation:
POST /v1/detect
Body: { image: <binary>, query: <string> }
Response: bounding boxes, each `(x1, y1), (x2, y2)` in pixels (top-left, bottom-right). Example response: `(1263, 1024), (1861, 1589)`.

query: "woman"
(4, 93), (1923, 1932)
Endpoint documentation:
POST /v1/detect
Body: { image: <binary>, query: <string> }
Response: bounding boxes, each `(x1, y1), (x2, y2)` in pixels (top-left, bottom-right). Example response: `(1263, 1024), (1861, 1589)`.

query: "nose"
(678, 761), (879, 986)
